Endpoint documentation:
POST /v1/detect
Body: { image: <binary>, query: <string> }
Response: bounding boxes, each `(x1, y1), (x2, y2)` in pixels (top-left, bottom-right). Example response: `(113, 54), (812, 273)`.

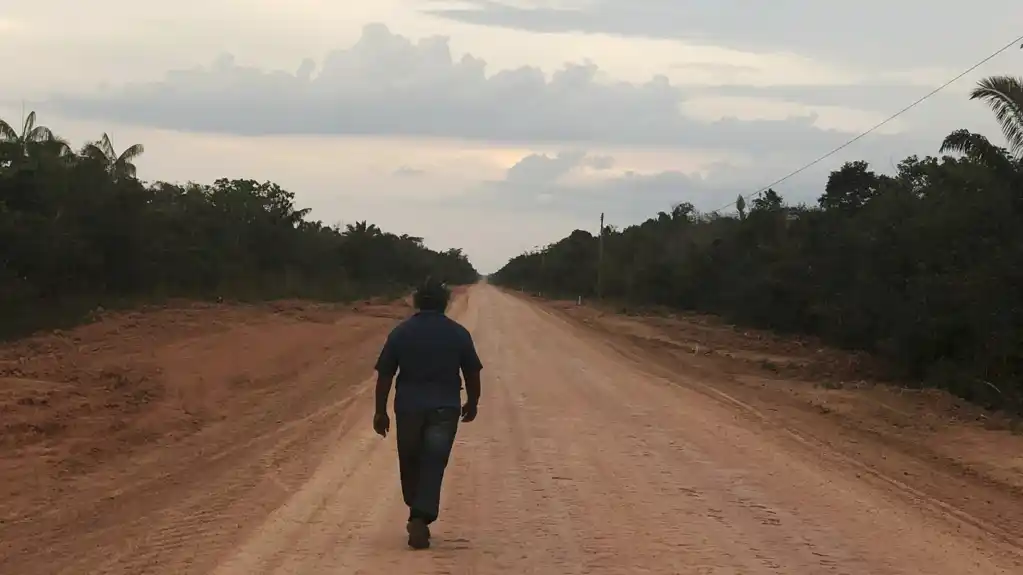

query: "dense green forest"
(0, 113), (477, 338)
(492, 75), (1023, 414)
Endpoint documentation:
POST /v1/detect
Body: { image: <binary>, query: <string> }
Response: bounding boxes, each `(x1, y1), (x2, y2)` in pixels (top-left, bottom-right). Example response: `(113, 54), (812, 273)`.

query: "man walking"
(372, 278), (483, 550)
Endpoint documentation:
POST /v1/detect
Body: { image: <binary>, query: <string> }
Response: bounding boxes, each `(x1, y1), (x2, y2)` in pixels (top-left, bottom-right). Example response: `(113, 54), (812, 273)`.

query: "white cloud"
(2, 0), (877, 101)
(42, 24), (930, 159)
(425, 0), (1023, 70)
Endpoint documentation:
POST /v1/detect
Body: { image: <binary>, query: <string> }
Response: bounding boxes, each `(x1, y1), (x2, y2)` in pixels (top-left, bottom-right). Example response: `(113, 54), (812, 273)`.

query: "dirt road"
(3, 286), (1023, 573)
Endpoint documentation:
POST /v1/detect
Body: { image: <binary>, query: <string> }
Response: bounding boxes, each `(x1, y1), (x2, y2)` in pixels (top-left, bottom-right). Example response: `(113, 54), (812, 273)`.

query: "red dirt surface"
(0, 296), (412, 569)
(537, 296), (1023, 529)
(2, 284), (1022, 573)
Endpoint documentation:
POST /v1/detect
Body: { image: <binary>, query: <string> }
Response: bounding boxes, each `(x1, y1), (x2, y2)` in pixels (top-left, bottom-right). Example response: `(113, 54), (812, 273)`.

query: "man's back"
(372, 280), (483, 547)
(375, 310), (482, 412)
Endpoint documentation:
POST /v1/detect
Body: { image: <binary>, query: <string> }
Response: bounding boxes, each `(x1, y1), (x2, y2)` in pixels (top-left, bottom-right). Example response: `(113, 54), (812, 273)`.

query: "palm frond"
(21, 111), (36, 139)
(939, 128), (1015, 173)
(970, 75), (1023, 156)
(939, 129), (992, 156)
(39, 136), (73, 160)
(81, 142), (109, 163)
(52, 136), (72, 156)
(116, 143), (145, 164)
(27, 125), (55, 143)
(101, 133), (118, 160)
(0, 118), (17, 141)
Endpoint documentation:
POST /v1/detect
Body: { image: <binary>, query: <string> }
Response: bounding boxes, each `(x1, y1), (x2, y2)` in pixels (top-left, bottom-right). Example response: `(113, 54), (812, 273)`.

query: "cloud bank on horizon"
(46, 22), (913, 156)
(3, 1), (1019, 272)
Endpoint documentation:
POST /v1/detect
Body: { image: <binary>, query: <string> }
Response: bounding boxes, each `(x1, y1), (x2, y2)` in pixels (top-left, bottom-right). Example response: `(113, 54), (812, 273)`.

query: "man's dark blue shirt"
(374, 311), (483, 412)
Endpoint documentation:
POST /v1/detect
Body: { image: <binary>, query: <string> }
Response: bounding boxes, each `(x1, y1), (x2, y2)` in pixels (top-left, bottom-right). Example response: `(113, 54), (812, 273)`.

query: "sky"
(2, 1), (1020, 272)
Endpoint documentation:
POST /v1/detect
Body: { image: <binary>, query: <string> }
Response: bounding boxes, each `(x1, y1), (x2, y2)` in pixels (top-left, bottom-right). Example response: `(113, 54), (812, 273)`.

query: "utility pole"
(596, 212), (604, 300)
(540, 247), (546, 297)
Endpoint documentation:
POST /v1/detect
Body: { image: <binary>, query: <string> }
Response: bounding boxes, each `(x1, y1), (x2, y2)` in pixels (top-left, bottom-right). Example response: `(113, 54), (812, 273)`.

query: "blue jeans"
(395, 406), (460, 524)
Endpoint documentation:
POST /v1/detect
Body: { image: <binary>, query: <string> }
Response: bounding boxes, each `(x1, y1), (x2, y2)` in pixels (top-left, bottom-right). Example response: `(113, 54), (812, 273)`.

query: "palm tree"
(0, 111), (70, 158)
(83, 132), (144, 180)
(942, 75), (1023, 159)
(344, 220), (382, 237)
(939, 129), (1013, 171)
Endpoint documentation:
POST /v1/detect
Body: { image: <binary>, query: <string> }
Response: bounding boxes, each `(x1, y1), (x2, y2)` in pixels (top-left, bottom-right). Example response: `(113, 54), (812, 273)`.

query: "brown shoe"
(406, 518), (430, 549)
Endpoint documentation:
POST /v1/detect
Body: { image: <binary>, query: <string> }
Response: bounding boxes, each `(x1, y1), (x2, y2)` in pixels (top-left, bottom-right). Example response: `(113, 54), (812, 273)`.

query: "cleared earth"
(2, 285), (1022, 573)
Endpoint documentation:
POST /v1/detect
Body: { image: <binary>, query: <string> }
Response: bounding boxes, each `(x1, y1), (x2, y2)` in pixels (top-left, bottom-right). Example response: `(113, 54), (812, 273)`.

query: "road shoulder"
(516, 292), (1023, 551)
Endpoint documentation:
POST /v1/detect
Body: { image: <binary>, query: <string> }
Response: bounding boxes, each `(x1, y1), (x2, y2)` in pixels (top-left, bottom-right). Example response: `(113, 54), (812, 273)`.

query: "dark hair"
(413, 277), (450, 311)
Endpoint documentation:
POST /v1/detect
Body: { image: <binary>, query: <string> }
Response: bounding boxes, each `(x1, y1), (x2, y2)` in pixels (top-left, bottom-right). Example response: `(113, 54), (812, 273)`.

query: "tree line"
(0, 113), (478, 338)
(492, 75), (1023, 414)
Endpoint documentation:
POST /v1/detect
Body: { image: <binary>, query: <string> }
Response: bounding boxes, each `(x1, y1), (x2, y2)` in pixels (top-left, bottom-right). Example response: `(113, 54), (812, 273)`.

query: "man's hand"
(373, 411), (391, 437)
(461, 402), (478, 423)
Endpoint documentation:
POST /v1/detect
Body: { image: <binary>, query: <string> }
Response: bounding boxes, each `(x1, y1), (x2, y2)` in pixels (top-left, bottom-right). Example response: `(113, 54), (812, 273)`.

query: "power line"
(709, 32), (1023, 214)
